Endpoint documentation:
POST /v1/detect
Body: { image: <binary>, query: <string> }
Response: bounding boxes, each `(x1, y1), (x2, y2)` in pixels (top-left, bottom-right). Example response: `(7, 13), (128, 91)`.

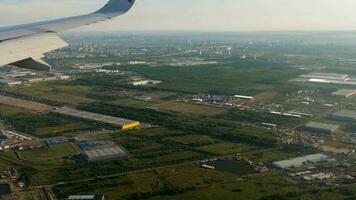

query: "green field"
(52, 163), (355, 200)
(157, 101), (227, 116)
(0, 105), (93, 137)
(116, 64), (302, 98)
(198, 142), (255, 155)
(2, 32), (356, 199)
(112, 98), (227, 116)
(34, 123), (91, 137)
(19, 143), (78, 160)
(165, 135), (217, 146)
(127, 128), (187, 138)
(4, 83), (95, 105)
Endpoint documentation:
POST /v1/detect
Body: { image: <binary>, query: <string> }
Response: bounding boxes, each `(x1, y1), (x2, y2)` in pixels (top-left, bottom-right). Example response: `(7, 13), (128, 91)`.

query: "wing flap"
(11, 58), (52, 71)
(0, 33), (68, 67)
(0, 0), (135, 69)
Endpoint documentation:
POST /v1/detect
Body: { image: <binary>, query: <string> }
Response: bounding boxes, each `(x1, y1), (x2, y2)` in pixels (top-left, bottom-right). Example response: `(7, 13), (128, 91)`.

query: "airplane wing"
(0, 0), (135, 71)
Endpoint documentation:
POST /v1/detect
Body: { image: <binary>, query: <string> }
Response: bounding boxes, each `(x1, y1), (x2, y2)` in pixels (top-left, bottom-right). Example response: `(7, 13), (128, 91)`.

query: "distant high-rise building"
(227, 47), (232, 55)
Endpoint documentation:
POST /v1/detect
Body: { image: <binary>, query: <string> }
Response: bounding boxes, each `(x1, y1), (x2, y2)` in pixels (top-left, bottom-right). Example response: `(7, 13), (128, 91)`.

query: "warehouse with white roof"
(331, 110), (356, 121)
(305, 122), (339, 134)
(82, 146), (127, 162)
(273, 154), (329, 170)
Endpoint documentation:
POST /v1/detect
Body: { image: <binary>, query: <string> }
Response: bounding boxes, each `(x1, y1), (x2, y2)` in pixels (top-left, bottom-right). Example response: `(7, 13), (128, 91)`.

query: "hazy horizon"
(2, 0), (356, 32)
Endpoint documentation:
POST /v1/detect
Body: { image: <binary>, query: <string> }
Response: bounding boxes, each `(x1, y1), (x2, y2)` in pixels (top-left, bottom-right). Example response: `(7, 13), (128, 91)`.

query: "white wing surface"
(0, 0), (135, 70)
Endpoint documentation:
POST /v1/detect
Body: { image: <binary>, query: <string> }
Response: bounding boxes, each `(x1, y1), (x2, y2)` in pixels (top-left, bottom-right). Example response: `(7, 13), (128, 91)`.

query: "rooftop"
(273, 154), (329, 169)
(331, 110), (356, 119)
(308, 72), (348, 78)
(305, 122), (339, 131)
(332, 89), (356, 97)
(68, 195), (95, 200)
(83, 146), (127, 161)
(54, 107), (138, 127)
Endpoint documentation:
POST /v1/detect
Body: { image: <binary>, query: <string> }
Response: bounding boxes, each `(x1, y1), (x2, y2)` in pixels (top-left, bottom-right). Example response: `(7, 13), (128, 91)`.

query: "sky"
(1, 0), (356, 32)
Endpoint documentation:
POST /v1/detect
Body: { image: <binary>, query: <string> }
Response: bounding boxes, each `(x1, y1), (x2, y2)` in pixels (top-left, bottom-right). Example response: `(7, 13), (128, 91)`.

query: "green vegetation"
(4, 83), (95, 106)
(116, 64), (301, 98)
(19, 143), (78, 160)
(1, 32), (356, 199)
(198, 142), (255, 155)
(165, 135), (217, 146)
(0, 105), (93, 137)
(220, 109), (307, 128)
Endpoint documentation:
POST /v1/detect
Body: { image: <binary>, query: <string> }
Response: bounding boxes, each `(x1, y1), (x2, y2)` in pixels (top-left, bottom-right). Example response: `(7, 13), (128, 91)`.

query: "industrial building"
(262, 123), (277, 129)
(53, 107), (140, 130)
(82, 146), (127, 162)
(330, 110), (356, 121)
(0, 79), (22, 87)
(300, 72), (349, 81)
(234, 95), (254, 101)
(332, 89), (356, 98)
(131, 80), (162, 86)
(273, 154), (330, 170)
(308, 79), (356, 86)
(134, 96), (152, 102)
(305, 122), (339, 134)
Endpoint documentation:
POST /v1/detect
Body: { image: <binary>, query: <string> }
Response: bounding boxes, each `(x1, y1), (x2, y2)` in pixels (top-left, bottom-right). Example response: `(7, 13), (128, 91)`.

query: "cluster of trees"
(125, 185), (196, 200)
(79, 102), (279, 148)
(221, 109), (303, 127)
(54, 178), (134, 199)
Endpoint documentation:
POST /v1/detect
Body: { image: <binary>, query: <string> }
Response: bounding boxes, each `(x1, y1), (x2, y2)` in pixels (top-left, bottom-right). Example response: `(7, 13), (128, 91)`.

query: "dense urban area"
(0, 31), (356, 200)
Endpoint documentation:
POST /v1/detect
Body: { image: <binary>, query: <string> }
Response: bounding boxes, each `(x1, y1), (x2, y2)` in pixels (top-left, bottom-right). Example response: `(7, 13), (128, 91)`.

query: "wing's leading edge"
(0, 0), (135, 70)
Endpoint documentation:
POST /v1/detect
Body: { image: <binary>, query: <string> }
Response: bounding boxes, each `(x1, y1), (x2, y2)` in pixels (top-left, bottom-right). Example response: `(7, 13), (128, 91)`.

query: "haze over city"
(2, 0), (356, 31)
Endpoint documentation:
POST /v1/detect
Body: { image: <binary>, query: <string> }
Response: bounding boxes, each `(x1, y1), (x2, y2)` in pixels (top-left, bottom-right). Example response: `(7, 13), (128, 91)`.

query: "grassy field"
(137, 150), (204, 166)
(127, 128), (187, 138)
(0, 95), (52, 112)
(112, 98), (227, 117)
(34, 123), (91, 137)
(52, 163), (354, 200)
(19, 143), (79, 160)
(197, 142), (256, 155)
(114, 63), (304, 101)
(52, 164), (235, 199)
(165, 135), (217, 146)
(5, 83), (95, 105)
(157, 101), (227, 116)
(0, 105), (93, 137)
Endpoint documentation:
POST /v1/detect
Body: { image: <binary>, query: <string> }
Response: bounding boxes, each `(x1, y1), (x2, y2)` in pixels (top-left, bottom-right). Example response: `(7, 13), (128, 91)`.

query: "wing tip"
(95, 0), (135, 17)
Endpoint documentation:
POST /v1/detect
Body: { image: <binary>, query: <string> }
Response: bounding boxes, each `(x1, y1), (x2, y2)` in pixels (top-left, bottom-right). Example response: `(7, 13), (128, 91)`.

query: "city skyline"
(1, 0), (356, 32)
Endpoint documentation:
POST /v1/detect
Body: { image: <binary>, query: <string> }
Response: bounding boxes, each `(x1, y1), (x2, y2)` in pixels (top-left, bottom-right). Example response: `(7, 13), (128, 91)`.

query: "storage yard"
(53, 107), (140, 130)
